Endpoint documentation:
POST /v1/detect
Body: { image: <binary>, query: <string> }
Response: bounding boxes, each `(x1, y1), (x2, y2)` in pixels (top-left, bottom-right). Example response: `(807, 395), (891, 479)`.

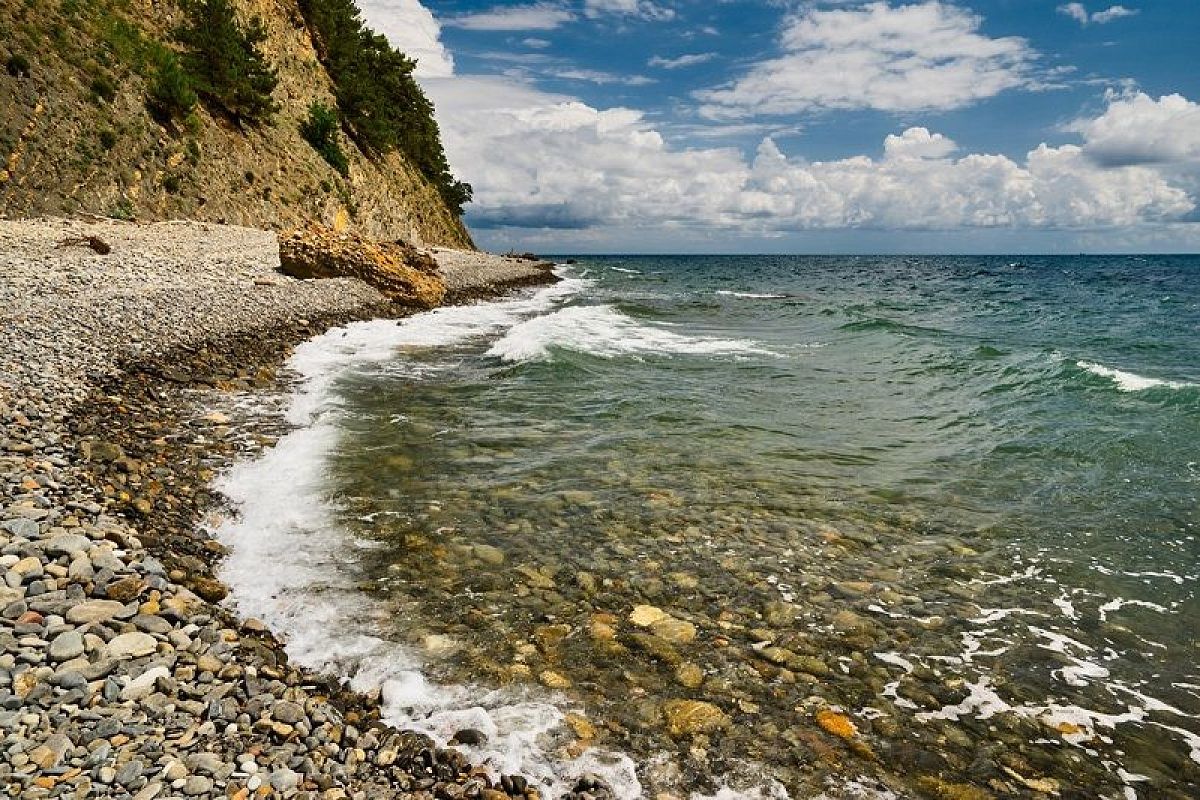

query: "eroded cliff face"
(0, 0), (473, 249)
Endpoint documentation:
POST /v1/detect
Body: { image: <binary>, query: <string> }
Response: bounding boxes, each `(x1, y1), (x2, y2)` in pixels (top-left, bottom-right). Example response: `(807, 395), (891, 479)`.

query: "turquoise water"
(317, 256), (1198, 798)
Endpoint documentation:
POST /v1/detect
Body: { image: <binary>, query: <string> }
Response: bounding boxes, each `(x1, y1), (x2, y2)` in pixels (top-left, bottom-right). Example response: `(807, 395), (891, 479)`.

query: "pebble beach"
(0, 218), (577, 800)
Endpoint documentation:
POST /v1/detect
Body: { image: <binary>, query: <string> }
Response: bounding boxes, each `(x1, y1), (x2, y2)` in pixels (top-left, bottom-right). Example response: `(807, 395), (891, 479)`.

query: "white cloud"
(584, 0), (675, 21)
(1091, 5), (1138, 23)
(696, 1), (1039, 119)
(1058, 3), (1139, 26)
(1070, 92), (1200, 167)
(446, 3), (575, 31)
(883, 127), (958, 160)
(357, 0), (454, 77)
(356, 1), (1198, 248)
(552, 68), (656, 86)
(522, 38), (553, 49)
(1058, 2), (1090, 24)
(425, 77), (1196, 235)
(648, 53), (717, 69)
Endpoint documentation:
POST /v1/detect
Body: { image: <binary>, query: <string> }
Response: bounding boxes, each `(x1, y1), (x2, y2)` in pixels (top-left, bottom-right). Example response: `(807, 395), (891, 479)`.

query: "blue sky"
(361, 1), (1200, 253)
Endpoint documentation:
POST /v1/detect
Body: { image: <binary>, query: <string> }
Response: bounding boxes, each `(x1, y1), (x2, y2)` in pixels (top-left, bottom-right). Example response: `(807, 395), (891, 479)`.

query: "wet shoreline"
(0, 217), (582, 800)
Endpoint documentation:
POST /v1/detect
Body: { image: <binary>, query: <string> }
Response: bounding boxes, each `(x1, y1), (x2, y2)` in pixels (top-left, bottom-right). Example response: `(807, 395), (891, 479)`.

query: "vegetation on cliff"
(297, 0), (473, 215)
(176, 0), (279, 126)
(0, 0), (473, 247)
(300, 102), (349, 176)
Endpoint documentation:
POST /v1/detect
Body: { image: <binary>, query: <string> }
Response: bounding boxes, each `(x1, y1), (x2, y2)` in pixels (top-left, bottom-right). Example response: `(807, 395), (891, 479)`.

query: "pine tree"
(177, 0), (279, 126)
(298, 0), (472, 213)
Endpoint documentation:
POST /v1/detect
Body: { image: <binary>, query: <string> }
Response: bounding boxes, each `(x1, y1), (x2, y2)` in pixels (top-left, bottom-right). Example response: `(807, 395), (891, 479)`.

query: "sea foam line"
(211, 275), (646, 799)
(1077, 361), (1197, 392)
(486, 303), (775, 363)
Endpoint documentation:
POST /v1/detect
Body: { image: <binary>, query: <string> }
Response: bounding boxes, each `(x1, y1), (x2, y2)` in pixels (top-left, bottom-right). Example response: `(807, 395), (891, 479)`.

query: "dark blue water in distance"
(319, 255), (1199, 798)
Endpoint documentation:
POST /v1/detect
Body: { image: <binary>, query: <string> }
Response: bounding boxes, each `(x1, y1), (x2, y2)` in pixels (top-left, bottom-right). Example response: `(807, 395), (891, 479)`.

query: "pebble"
(105, 631), (158, 660)
(0, 218), (590, 800)
(121, 665), (171, 701)
(49, 630), (85, 661)
(661, 700), (731, 737)
(66, 599), (127, 624)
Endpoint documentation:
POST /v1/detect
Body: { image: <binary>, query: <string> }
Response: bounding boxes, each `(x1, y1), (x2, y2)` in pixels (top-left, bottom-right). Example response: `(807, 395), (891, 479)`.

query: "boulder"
(278, 224), (446, 308)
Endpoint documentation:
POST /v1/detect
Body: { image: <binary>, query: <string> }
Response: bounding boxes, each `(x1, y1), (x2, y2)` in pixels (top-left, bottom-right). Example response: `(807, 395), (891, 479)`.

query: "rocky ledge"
(278, 224), (447, 309)
(0, 218), (596, 800)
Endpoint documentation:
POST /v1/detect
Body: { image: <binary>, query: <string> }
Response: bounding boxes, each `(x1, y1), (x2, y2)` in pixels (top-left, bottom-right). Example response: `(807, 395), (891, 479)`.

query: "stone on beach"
(661, 700), (731, 737)
(629, 604), (670, 627)
(0, 217), (578, 800)
(66, 599), (127, 624)
(279, 223), (446, 308)
(105, 631), (158, 660)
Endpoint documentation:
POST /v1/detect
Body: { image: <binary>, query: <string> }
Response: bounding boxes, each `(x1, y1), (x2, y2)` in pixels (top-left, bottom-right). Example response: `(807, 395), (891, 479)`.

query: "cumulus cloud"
(584, 0), (675, 21)
(1071, 92), (1200, 167)
(357, 0), (454, 77)
(1057, 3), (1139, 26)
(425, 77), (1195, 234)
(648, 53), (717, 69)
(696, 1), (1039, 119)
(1058, 2), (1090, 24)
(1091, 5), (1138, 23)
(446, 3), (575, 31)
(356, 1), (1196, 246)
(883, 127), (958, 160)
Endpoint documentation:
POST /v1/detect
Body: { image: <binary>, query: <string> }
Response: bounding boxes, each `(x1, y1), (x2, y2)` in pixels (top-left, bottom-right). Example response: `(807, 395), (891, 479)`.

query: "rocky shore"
(0, 218), (591, 800)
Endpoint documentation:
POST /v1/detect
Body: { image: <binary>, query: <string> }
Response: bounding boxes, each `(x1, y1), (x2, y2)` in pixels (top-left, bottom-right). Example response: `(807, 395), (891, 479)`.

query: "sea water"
(215, 256), (1199, 799)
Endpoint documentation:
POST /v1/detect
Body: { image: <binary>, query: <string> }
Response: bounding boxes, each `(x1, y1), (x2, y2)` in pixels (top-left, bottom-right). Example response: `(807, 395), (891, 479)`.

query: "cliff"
(0, 0), (474, 249)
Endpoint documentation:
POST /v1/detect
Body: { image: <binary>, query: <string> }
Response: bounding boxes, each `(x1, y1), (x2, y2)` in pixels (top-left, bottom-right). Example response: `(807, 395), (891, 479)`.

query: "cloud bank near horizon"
(358, 1), (1199, 250)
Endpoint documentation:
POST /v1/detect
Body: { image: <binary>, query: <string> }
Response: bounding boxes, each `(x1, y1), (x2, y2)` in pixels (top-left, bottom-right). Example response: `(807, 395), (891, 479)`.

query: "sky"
(358, 0), (1200, 253)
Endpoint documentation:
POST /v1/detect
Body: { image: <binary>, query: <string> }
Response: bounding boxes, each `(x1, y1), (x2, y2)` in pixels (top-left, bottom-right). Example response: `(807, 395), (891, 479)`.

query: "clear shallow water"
(217, 256), (1199, 799)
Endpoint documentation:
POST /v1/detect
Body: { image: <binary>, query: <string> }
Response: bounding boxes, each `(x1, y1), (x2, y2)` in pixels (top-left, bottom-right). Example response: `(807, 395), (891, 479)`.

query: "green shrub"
(98, 129), (118, 150)
(90, 73), (117, 103)
(5, 53), (31, 78)
(146, 52), (197, 122)
(177, 0), (279, 126)
(298, 0), (471, 214)
(300, 101), (349, 176)
(109, 199), (135, 220)
(163, 173), (182, 194)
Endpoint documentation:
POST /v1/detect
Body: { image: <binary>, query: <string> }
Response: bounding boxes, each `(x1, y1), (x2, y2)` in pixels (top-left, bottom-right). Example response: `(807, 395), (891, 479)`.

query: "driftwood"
(56, 235), (112, 255)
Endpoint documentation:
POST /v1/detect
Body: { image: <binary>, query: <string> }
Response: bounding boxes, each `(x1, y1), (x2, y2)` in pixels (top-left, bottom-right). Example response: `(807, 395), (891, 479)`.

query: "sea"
(213, 255), (1199, 799)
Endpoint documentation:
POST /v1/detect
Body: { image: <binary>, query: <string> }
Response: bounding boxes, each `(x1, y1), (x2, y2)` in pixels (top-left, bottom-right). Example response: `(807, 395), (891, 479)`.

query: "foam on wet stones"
(0, 218), (561, 800)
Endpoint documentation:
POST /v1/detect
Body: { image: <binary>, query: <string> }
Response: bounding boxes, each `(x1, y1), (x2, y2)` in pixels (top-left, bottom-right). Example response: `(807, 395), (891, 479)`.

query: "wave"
(716, 290), (789, 300)
(1076, 361), (1198, 392)
(610, 266), (641, 274)
(838, 318), (947, 337)
(212, 277), (646, 799)
(486, 304), (774, 363)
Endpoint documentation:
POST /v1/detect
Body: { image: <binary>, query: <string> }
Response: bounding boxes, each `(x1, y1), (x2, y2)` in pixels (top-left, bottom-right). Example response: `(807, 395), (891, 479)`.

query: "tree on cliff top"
(298, 0), (472, 214)
(177, 0), (279, 126)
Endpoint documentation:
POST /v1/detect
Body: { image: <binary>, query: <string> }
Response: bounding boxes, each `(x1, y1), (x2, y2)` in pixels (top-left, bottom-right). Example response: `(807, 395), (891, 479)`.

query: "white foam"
(970, 607), (1045, 624)
(212, 275), (646, 799)
(1077, 361), (1197, 392)
(874, 652), (915, 673)
(486, 304), (774, 363)
(1053, 592), (1079, 621)
(916, 677), (1012, 721)
(1097, 597), (1170, 622)
(692, 779), (791, 800)
(716, 290), (789, 300)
